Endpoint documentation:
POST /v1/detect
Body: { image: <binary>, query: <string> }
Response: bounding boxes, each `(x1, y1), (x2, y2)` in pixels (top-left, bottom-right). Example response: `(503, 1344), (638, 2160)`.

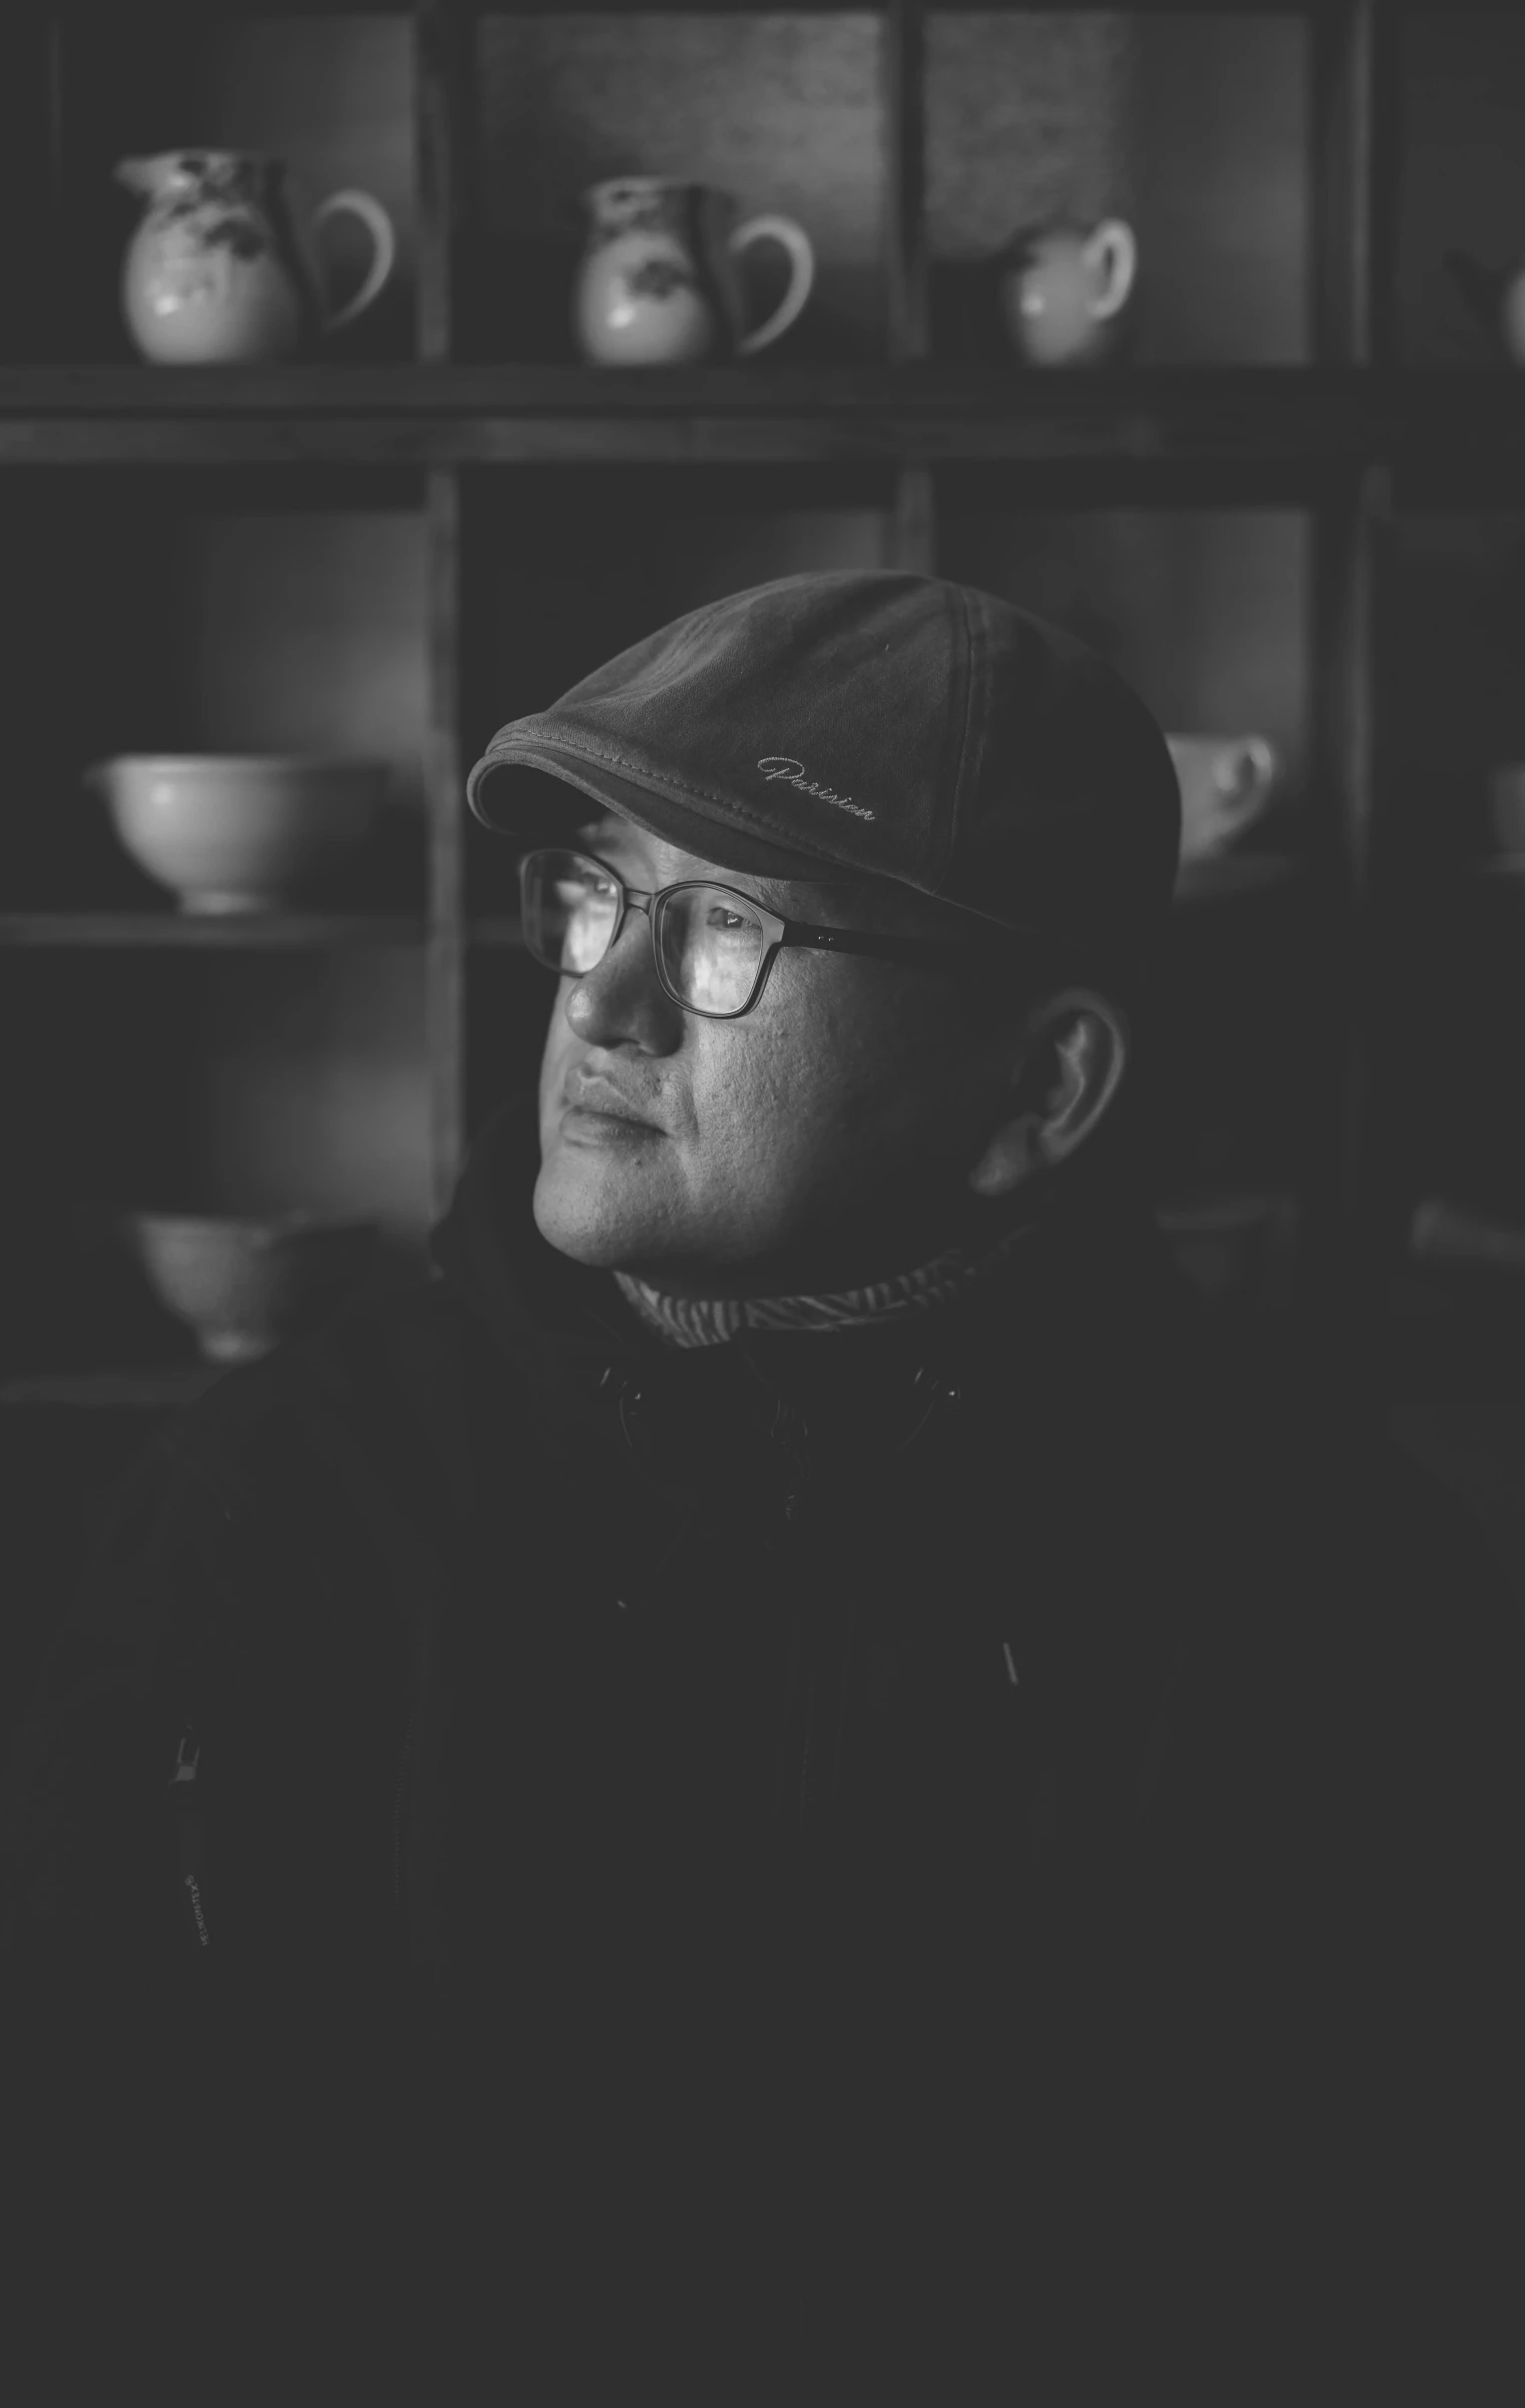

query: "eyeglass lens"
(522, 850), (767, 1016)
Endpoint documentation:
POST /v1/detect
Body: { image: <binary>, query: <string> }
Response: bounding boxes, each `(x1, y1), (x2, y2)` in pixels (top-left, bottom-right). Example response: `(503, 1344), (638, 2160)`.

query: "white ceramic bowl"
(87, 754), (386, 913)
(125, 1211), (381, 1362)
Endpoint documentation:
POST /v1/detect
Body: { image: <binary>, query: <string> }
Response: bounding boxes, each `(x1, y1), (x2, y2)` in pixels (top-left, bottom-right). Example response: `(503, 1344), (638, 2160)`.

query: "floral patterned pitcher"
(116, 151), (396, 365)
(573, 178), (815, 367)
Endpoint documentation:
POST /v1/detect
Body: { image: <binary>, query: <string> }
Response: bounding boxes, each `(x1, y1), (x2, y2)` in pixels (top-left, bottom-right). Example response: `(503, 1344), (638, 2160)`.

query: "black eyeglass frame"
(518, 846), (1029, 1020)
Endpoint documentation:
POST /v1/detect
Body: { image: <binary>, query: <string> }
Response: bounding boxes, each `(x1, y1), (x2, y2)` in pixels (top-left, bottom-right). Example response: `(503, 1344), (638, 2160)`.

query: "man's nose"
(562, 907), (681, 1050)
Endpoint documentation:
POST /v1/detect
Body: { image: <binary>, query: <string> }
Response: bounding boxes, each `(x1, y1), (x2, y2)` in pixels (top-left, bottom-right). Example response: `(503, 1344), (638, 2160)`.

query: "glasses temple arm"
(782, 923), (1028, 968)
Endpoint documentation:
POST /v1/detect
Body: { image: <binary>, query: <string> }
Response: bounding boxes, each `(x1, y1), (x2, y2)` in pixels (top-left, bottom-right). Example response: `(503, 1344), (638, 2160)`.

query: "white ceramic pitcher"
(573, 178), (816, 367)
(117, 150), (396, 365)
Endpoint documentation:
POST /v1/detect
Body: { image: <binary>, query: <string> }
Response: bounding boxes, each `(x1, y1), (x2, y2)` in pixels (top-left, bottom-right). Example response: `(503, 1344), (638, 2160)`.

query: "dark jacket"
(4, 1090), (1520, 2388)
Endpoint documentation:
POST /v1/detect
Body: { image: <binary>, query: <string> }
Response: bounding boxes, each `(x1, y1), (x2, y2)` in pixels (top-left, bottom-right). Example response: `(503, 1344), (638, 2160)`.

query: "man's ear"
(966, 990), (1132, 1201)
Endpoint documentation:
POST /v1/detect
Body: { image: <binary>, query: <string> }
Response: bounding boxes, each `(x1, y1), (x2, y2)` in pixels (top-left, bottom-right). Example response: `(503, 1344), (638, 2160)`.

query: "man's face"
(533, 815), (1011, 1297)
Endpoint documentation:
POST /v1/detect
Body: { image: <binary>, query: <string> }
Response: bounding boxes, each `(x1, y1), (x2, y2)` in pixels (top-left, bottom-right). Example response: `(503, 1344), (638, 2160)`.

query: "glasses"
(518, 846), (996, 1021)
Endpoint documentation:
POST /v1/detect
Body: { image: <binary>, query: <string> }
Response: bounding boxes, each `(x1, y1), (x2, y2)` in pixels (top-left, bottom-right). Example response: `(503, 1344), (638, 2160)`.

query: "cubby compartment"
(1395, 8), (1525, 367)
(0, 469), (428, 916)
(0, 943), (430, 1376)
(938, 486), (1311, 807)
(1368, 507), (1525, 1253)
(926, 8), (1310, 367)
(939, 477), (1329, 1305)
(1379, 508), (1525, 884)
(1152, 872), (1341, 1253)
(43, 9), (417, 365)
(465, 9), (890, 364)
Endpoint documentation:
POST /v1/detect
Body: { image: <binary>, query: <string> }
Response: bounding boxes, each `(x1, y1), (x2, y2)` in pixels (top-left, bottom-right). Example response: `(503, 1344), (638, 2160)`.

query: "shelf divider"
(1308, 2), (1402, 1366)
(1311, 0), (1404, 372)
(885, 6), (934, 572)
(890, 462), (936, 573)
(415, 0), (470, 367)
(885, 0), (928, 369)
(425, 463), (466, 1222)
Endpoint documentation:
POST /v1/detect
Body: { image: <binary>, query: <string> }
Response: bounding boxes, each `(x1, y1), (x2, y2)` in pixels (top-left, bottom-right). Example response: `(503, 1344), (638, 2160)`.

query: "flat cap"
(466, 568), (1180, 940)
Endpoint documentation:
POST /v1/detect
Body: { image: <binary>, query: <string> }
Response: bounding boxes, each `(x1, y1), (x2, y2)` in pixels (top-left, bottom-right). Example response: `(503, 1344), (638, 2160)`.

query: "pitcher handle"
(1214, 737), (1278, 833)
(730, 214), (816, 359)
(311, 189), (397, 333)
(1084, 219), (1138, 323)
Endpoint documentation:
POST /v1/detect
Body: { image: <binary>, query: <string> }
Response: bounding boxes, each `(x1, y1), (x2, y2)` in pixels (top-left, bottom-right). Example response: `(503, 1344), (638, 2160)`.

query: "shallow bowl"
(124, 1211), (381, 1362)
(87, 754), (387, 914)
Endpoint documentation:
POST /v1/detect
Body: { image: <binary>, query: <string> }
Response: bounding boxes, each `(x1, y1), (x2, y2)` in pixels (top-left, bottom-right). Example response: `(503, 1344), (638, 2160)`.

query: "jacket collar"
(426, 1086), (1199, 1462)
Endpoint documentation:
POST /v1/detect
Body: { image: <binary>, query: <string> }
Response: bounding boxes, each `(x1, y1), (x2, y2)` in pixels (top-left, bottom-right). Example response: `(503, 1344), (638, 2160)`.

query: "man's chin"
(531, 1156), (665, 1271)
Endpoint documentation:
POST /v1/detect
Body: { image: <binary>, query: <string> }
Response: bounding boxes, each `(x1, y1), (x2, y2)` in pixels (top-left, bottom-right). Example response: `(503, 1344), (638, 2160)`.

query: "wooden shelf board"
(7, 0), (879, 18)
(0, 365), (1370, 417)
(0, 912), (426, 948)
(0, 1368), (221, 1409)
(1172, 854), (1303, 903)
(0, 367), (1498, 470)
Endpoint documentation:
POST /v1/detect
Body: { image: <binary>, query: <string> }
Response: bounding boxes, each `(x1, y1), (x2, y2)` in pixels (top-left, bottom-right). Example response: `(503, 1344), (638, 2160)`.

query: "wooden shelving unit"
(2, 0), (1523, 1407)
(0, 912), (425, 947)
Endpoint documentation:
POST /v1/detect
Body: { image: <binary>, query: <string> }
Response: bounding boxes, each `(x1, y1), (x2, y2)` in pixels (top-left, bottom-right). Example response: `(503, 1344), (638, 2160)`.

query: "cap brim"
(466, 742), (858, 884)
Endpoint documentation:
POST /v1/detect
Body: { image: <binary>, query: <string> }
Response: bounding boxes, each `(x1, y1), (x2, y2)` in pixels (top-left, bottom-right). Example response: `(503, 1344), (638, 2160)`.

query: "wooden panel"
(467, 10), (888, 362)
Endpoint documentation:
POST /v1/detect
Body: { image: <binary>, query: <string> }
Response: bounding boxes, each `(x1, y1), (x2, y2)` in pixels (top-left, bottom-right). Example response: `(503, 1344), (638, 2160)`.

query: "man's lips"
(562, 1067), (663, 1129)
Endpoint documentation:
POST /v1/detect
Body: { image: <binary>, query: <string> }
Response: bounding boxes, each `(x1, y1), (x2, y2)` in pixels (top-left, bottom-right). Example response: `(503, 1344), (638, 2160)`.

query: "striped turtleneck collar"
(611, 1215), (1037, 1349)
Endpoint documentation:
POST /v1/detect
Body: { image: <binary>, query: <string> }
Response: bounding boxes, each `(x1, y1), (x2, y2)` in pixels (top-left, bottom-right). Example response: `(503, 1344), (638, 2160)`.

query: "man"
(3, 572), (1518, 2387)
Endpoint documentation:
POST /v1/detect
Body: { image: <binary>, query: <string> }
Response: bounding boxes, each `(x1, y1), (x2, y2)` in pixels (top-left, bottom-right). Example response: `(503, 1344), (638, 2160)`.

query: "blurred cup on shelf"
(123, 1211), (381, 1363)
(1409, 1197), (1525, 1273)
(85, 754), (387, 913)
(1165, 734), (1279, 865)
(1485, 763), (1525, 856)
(997, 218), (1138, 368)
